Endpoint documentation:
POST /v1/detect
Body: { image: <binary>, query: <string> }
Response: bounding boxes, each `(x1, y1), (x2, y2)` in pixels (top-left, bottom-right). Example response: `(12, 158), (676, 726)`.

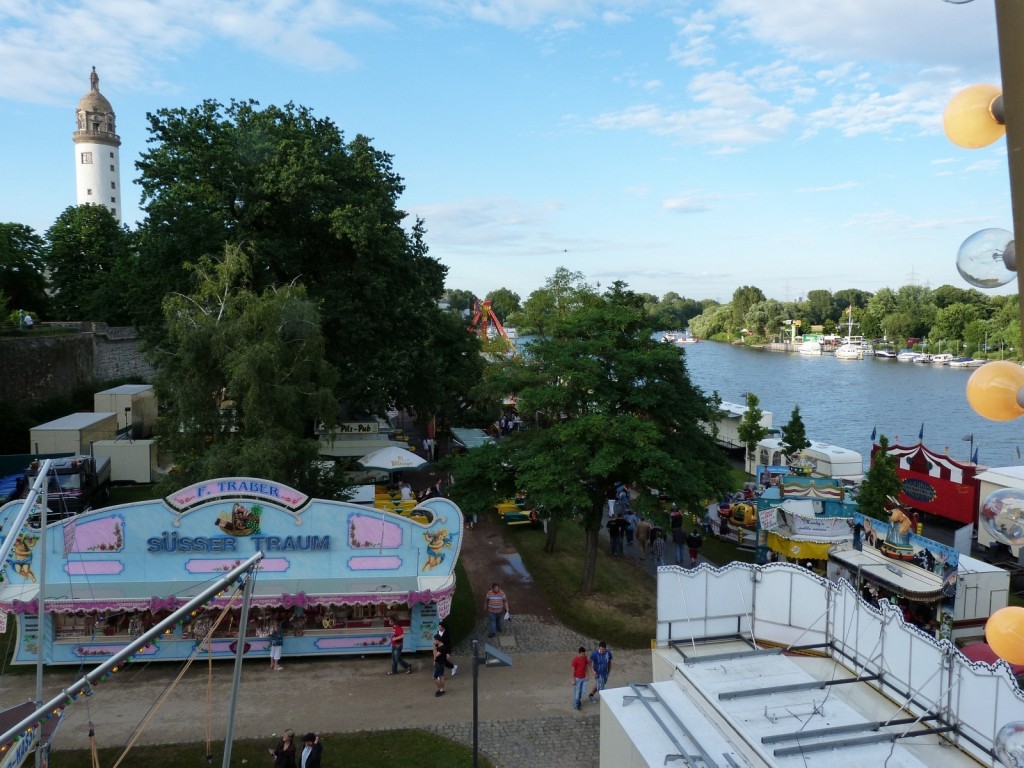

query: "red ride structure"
(871, 441), (983, 527)
(467, 298), (511, 342)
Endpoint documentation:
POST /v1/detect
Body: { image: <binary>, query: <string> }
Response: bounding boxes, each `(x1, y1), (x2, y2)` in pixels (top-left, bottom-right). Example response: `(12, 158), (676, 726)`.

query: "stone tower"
(73, 67), (121, 222)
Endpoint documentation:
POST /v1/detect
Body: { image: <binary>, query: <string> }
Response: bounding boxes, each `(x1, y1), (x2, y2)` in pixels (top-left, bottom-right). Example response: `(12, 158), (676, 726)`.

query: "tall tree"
(737, 392), (770, 463)
(730, 285), (766, 336)
(44, 205), (134, 323)
(0, 223), (48, 316)
(485, 288), (521, 324)
(779, 405), (811, 459)
(150, 245), (342, 496)
(804, 290), (835, 325)
(516, 267), (598, 335)
(452, 281), (732, 594)
(858, 435), (903, 520)
(134, 99), (479, 419)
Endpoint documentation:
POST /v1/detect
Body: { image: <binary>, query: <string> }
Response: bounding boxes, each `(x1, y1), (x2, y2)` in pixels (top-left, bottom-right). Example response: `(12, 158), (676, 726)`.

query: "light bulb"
(957, 229), (1015, 288)
(944, 84), (1005, 148)
(967, 361), (1024, 421)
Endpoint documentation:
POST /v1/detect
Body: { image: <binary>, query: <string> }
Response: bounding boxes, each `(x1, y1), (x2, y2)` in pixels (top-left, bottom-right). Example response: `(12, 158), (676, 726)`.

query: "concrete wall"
(0, 324), (154, 406)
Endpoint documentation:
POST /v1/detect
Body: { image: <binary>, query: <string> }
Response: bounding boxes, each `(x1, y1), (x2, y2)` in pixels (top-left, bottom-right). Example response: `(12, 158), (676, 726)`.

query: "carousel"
(0, 476), (463, 665)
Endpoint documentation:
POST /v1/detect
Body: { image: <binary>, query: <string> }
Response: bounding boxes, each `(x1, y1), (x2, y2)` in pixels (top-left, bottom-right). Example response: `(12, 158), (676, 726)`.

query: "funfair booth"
(878, 441), (983, 526)
(0, 477), (462, 665)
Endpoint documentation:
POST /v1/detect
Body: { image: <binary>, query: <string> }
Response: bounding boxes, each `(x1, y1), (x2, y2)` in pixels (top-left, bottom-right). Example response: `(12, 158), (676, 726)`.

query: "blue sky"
(0, 0), (1014, 304)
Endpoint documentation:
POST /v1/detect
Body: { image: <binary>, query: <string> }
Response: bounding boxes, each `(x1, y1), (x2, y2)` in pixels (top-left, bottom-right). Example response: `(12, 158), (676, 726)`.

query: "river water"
(681, 342), (1024, 471)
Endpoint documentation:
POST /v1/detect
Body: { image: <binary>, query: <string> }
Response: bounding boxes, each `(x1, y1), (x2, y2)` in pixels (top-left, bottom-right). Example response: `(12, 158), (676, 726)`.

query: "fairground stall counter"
(0, 477), (462, 665)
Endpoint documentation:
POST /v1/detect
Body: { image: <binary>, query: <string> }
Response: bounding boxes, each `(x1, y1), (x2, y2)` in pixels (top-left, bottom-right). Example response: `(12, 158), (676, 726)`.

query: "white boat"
(896, 349), (920, 362)
(833, 313), (863, 360)
(798, 340), (822, 356)
(834, 343), (863, 360)
(930, 353), (954, 365)
(913, 354), (933, 364)
(874, 347), (897, 359)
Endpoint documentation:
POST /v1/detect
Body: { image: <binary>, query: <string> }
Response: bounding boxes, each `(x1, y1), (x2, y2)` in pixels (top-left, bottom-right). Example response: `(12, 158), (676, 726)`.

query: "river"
(681, 342), (1024, 470)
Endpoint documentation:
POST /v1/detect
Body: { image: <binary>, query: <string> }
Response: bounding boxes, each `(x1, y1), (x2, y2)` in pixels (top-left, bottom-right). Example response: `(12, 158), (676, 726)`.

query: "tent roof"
(450, 428), (495, 450)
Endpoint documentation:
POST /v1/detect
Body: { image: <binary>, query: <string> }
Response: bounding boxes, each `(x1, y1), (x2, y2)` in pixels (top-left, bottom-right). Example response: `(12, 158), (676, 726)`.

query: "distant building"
(73, 67), (121, 222)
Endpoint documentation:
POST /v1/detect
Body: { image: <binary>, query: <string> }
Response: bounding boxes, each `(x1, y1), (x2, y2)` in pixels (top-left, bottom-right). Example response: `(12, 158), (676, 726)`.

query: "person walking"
(607, 513), (626, 556)
(387, 620), (413, 675)
(432, 637), (447, 698)
(587, 641), (613, 703)
(624, 509), (637, 546)
(485, 583), (509, 638)
(669, 503), (684, 534)
(652, 530), (666, 567)
(686, 527), (704, 567)
(671, 524), (687, 565)
(298, 733), (322, 768)
(269, 729), (296, 768)
(269, 620), (284, 671)
(435, 620), (457, 676)
(636, 515), (652, 560)
(571, 646), (590, 710)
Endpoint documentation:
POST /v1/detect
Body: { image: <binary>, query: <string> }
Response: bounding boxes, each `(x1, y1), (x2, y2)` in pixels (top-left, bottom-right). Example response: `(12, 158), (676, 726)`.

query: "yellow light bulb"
(944, 84), (1005, 149)
(966, 361), (1024, 421)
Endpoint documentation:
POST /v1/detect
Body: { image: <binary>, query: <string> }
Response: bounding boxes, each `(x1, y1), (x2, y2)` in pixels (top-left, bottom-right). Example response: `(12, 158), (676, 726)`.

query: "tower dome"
(73, 67), (121, 222)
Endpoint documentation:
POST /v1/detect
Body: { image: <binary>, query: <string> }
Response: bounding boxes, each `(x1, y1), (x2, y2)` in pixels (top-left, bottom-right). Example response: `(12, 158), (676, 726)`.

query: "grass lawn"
(509, 521), (656, 648)
(51, 729), (493, 767)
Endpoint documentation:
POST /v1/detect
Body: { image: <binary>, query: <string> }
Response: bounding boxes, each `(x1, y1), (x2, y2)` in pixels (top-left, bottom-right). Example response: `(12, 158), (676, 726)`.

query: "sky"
(0, 0), (1016, 304)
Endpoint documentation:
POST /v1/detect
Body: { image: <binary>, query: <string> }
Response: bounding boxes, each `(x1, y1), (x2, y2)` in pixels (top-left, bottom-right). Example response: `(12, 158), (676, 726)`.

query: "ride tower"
(73, 67), (121, 222)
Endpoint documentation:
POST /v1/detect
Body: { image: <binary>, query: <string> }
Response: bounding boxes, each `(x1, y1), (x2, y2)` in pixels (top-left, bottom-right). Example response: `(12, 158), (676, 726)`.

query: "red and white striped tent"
(875, 442), (983, 526)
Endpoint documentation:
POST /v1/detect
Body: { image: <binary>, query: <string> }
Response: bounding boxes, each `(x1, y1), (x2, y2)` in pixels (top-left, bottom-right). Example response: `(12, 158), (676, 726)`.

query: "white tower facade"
(73, 67), (121, 222)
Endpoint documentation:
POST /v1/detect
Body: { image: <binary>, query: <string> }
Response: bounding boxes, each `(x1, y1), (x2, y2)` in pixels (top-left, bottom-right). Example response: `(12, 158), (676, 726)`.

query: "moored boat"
(834, 343), (862, 360)
(896, 349), (920, 362)
(929, 353), (954, 365)
(874, 346), (897, 359)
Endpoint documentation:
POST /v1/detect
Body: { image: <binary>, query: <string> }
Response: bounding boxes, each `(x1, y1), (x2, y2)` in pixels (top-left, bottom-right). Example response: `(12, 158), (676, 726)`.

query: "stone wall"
(0, 324), (154, 406)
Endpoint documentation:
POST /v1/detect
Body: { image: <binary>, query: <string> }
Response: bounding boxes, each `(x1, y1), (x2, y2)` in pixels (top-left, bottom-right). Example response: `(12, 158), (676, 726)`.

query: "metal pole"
(472, 638), (479, 768)
(221, 570), (256, 768)
(0, 460), (53, 570)
(34, 480), (48, 768)
(0, 552), (263, 747)
(994, 0), (1024, 347)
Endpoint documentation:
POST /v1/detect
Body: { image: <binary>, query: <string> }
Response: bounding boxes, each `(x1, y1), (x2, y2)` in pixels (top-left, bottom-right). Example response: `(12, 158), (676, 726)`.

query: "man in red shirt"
(570, 646), (590, 710)
(387, 620), (413, 675)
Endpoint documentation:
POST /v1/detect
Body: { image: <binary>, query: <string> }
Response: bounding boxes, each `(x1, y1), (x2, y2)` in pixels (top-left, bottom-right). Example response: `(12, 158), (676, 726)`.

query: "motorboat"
(948, 356), (973, 367)
(930, 353), (954, 365)
(896, 349), (920, 362)
(913, 354), (933, 364)
(798, 339), (822, 356)
(874, 346), (897, 359)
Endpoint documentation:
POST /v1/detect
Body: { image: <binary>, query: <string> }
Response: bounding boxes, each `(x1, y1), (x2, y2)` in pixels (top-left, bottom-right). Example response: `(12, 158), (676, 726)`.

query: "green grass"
(51, 729), (494, 767)
(510, 521), (657, 649)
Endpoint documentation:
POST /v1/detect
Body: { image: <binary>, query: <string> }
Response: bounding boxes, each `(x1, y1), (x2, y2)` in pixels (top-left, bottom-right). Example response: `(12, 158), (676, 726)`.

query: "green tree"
(150, 245), (343, 496)
(485, 288), (521, 324)
(0, 223), (48, 316)
(779, 405), (811, 459)
(730, 285), (766, 336)
(804, 290), (835, 325)
(44, 205), (135, 323)
(737, 392), (770, 462)
(688, 303), (729, 339)
(744, 299), (786, 340)
(134, 99), (477, 419)
(930, 302), (979, 350)
(445, 289), (475, 314)
(516, 267), (598, 335)
(452, 282), (731, 594)
(857, 434), (903, 520)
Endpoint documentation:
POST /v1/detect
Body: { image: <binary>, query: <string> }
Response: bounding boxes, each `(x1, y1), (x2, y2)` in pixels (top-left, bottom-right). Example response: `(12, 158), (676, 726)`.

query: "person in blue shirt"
(587, 641), (613, 703)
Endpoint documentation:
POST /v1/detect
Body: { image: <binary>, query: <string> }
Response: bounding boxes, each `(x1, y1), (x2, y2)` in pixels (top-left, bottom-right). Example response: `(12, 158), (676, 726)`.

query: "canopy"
(450, 427), (495, 450)
(357, 446), (427, 472)
(829, 545), (944, 601)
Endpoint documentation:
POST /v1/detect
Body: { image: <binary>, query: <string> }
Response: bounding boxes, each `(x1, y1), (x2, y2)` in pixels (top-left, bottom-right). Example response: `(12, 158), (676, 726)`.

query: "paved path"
(1, 616), (651, 767)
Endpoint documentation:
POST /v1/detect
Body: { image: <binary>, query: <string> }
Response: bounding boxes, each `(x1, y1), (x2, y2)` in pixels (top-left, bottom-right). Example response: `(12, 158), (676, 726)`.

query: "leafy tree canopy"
(450, 278), (732, 594)
(858, 434), (903, 520)
(779, 405), (811, 459)
(737, 392), (770, 458)
(134, 99), (479, 419)
(0, 223), (48, 316)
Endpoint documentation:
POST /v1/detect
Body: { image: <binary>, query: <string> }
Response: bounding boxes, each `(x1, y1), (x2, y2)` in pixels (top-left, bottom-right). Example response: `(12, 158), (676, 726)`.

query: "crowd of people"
(606, 486), (705, 569)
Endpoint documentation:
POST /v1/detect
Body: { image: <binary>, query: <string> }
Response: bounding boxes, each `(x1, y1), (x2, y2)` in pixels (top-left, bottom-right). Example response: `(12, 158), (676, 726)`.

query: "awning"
(450, 428), (495, 450)
(829, 546), (944, 601)
(317, 438), (406, 458)
(766, 531), (837, 561)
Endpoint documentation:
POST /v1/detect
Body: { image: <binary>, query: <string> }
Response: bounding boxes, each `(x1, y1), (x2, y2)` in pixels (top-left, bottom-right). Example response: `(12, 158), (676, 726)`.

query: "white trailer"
(745, 437), (864, 482)
(952, 553), (1010, 642)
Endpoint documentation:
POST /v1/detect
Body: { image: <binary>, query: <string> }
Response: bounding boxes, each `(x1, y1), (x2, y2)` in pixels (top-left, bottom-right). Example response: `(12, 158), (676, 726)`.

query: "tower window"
(110, 207), (116, 216)
(110, 197), (116, 203)
(109, 165), (114, 171)
(109, 152), (114, 158)
(81, 152), (93, 164)
(87, 189), (92, 196)
(111, 182), (116, 189)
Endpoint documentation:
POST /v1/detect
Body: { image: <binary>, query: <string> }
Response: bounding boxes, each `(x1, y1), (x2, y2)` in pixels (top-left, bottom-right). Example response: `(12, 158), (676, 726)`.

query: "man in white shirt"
(299, 733), (322, 768)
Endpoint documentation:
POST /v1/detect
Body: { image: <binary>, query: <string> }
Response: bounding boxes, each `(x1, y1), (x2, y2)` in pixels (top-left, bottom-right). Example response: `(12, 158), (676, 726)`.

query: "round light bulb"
(967, 361), (1024, 421)
(995, 722), (1024, 768)
(987, 606), (1024, 665)
(944, 84), (1005, 148)
(956, 228), (1015, 288)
